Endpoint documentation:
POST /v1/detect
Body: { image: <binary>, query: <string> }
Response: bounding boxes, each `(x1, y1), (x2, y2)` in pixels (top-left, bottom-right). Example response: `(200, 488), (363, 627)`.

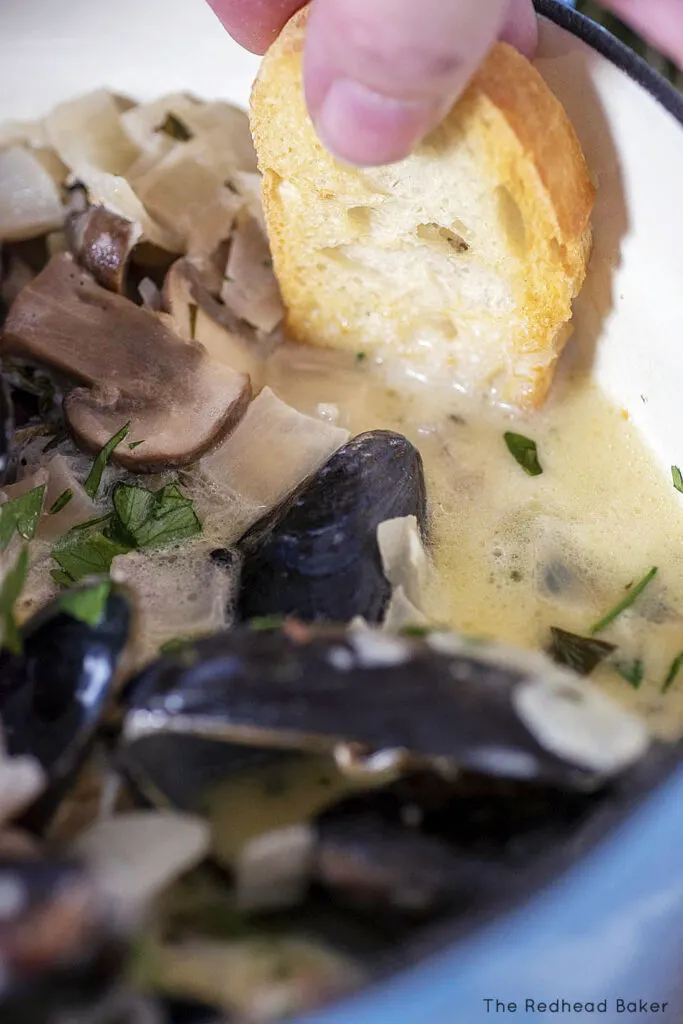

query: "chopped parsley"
(158, 112), (193, 141)
(50, 480), (202, 587)
(548, 627), (615, 676)
(589, 567), (658, 635)
(59, 580), (111, 627)
(0, 485), (46, 550)
(52, 531), (130, 584)
(0, 547), (29, 655)
(248, 614), (286, 632)
(159, 636), (195, 655)
(662, 652), (683, 694)
(49, 489), (73, 516)
(615, 659), (645, 690)
(504, 432), (543, 476)
(128, 440), (145, 451)
(356, 352), (367, 363)
(84, 423), (131, 500)
(112, 482), (202, 549)
(400, 625), (433, 638)
(672, 466), (683, 494)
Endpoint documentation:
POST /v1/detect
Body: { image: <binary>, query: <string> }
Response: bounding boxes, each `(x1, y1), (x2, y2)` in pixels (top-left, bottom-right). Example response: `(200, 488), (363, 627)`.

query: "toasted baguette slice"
(250, 8), (595, 408)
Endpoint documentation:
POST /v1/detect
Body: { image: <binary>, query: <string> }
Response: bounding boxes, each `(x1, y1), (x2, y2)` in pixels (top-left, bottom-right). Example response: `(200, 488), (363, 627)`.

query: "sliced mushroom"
(163, 259), (265, 389)
(2, 253), (252, 470)
(0, 147), (65, 243)
(67, 204), (142, 293)
(221, 211), (284, 335)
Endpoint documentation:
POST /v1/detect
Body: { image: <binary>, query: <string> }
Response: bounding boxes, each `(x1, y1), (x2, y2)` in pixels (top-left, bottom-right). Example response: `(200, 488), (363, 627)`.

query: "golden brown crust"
(250, 7), (595, 410)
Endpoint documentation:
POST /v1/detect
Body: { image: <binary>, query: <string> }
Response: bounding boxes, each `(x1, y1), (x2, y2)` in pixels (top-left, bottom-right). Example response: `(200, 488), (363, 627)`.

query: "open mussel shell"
(0, 583), (131, 830)
(236, 430), (427, 624)
(0, 856), (128, 1023)
(121, 624), (649, 797)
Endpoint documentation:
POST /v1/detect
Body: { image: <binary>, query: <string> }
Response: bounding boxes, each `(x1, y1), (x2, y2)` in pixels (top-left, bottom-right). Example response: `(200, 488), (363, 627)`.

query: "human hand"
(207, 0), (683, 167)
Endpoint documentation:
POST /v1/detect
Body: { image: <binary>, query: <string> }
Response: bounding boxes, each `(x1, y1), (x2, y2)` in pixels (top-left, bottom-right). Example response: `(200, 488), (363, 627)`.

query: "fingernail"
(315, 78), (437, 167)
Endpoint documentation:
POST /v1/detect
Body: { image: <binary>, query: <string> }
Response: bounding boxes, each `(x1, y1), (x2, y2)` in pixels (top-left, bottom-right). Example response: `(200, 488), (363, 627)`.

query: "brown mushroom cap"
(1, 253), (251, 471)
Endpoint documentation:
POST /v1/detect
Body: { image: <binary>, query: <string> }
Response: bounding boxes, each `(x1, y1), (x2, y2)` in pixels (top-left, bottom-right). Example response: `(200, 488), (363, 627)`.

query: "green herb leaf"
(589, 567), (658, 635)
(113, 484), (156, 537)
(548, 627), (616, 676)
(399, 625), (433, 638)
(158, 112), (193, 141)
(672, 466), (683, 494)
(662, 652), (683, 694)
(0, 547), (29, 655)
(0, 485), (46, 550)
(49, 489), (73, 516)
(159, 636), (194, 654)
(356, 352), (366, 363)
(84, 423), (131, 500)
(59, 581), (111, 626)
(128, 440), (145, 451)
(248, 614), (286, 632)
(68, 514), (113, 534)
(51, 568), (74, 587)
(52, 532), (130, 584)
(616, 659), (644, 689)
(504, 433), (543, 476)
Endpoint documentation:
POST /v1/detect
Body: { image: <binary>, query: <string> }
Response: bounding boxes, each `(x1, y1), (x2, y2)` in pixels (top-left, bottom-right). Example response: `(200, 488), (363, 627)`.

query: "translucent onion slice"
(221, 213), (284, 335)
(0, 147), (65, 243)
(45, 90), (140, 178)
(72, 810), (210, 921)
(190, 387), (349, 544)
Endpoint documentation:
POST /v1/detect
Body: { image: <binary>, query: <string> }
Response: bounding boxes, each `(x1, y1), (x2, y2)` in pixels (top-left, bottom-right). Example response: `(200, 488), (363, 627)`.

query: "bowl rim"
(535, 0), (683, 125)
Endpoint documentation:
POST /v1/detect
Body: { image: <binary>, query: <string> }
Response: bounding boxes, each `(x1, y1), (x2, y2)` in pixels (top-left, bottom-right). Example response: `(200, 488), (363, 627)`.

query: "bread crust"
(251, 6), (595, 409)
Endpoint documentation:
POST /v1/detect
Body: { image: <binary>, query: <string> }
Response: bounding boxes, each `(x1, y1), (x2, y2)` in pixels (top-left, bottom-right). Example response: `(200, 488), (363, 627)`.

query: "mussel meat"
(236, 431), (427, 624)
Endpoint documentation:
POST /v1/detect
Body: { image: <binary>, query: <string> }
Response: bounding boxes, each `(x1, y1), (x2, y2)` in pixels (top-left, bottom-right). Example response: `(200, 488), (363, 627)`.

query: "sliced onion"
(192, 388), (348, 543)
(36, 454), (99, 541)
(120, 93), (200, 149)
(133, 143), (241, 253)
(0, 147), (64, 242)
(177, 102), (257, 174)
(0, 118), (48, 149)
(0, 724), (45, 828)
(234, 824), (315, 913)
(72, 810), (210, 921)
(377, 515), (431, 609)
(221, 213), (284, 335)
(45, 90), (140, 179)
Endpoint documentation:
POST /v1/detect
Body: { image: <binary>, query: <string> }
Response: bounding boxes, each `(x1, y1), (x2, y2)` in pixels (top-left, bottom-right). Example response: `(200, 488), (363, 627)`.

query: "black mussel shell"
(236, 430), (427, 624)
(0, 857), (128, 1023)
(313, 810), (480, 916)
(121, 625), (648, 795)
(0, 374), (14, 486)
(0, 584), (131, 829)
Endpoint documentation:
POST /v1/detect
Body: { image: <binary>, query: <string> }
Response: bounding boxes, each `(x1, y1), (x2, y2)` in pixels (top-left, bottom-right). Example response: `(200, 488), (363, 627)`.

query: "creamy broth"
(267, 347), (683, 740)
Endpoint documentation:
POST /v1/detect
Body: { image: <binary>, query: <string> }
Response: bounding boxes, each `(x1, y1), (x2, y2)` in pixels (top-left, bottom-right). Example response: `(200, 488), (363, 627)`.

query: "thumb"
(303, 0), (537, 167)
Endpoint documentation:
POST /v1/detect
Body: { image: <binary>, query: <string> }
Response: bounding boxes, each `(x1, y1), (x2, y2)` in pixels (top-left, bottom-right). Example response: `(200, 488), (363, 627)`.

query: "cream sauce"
(267, 347), (683, 740)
